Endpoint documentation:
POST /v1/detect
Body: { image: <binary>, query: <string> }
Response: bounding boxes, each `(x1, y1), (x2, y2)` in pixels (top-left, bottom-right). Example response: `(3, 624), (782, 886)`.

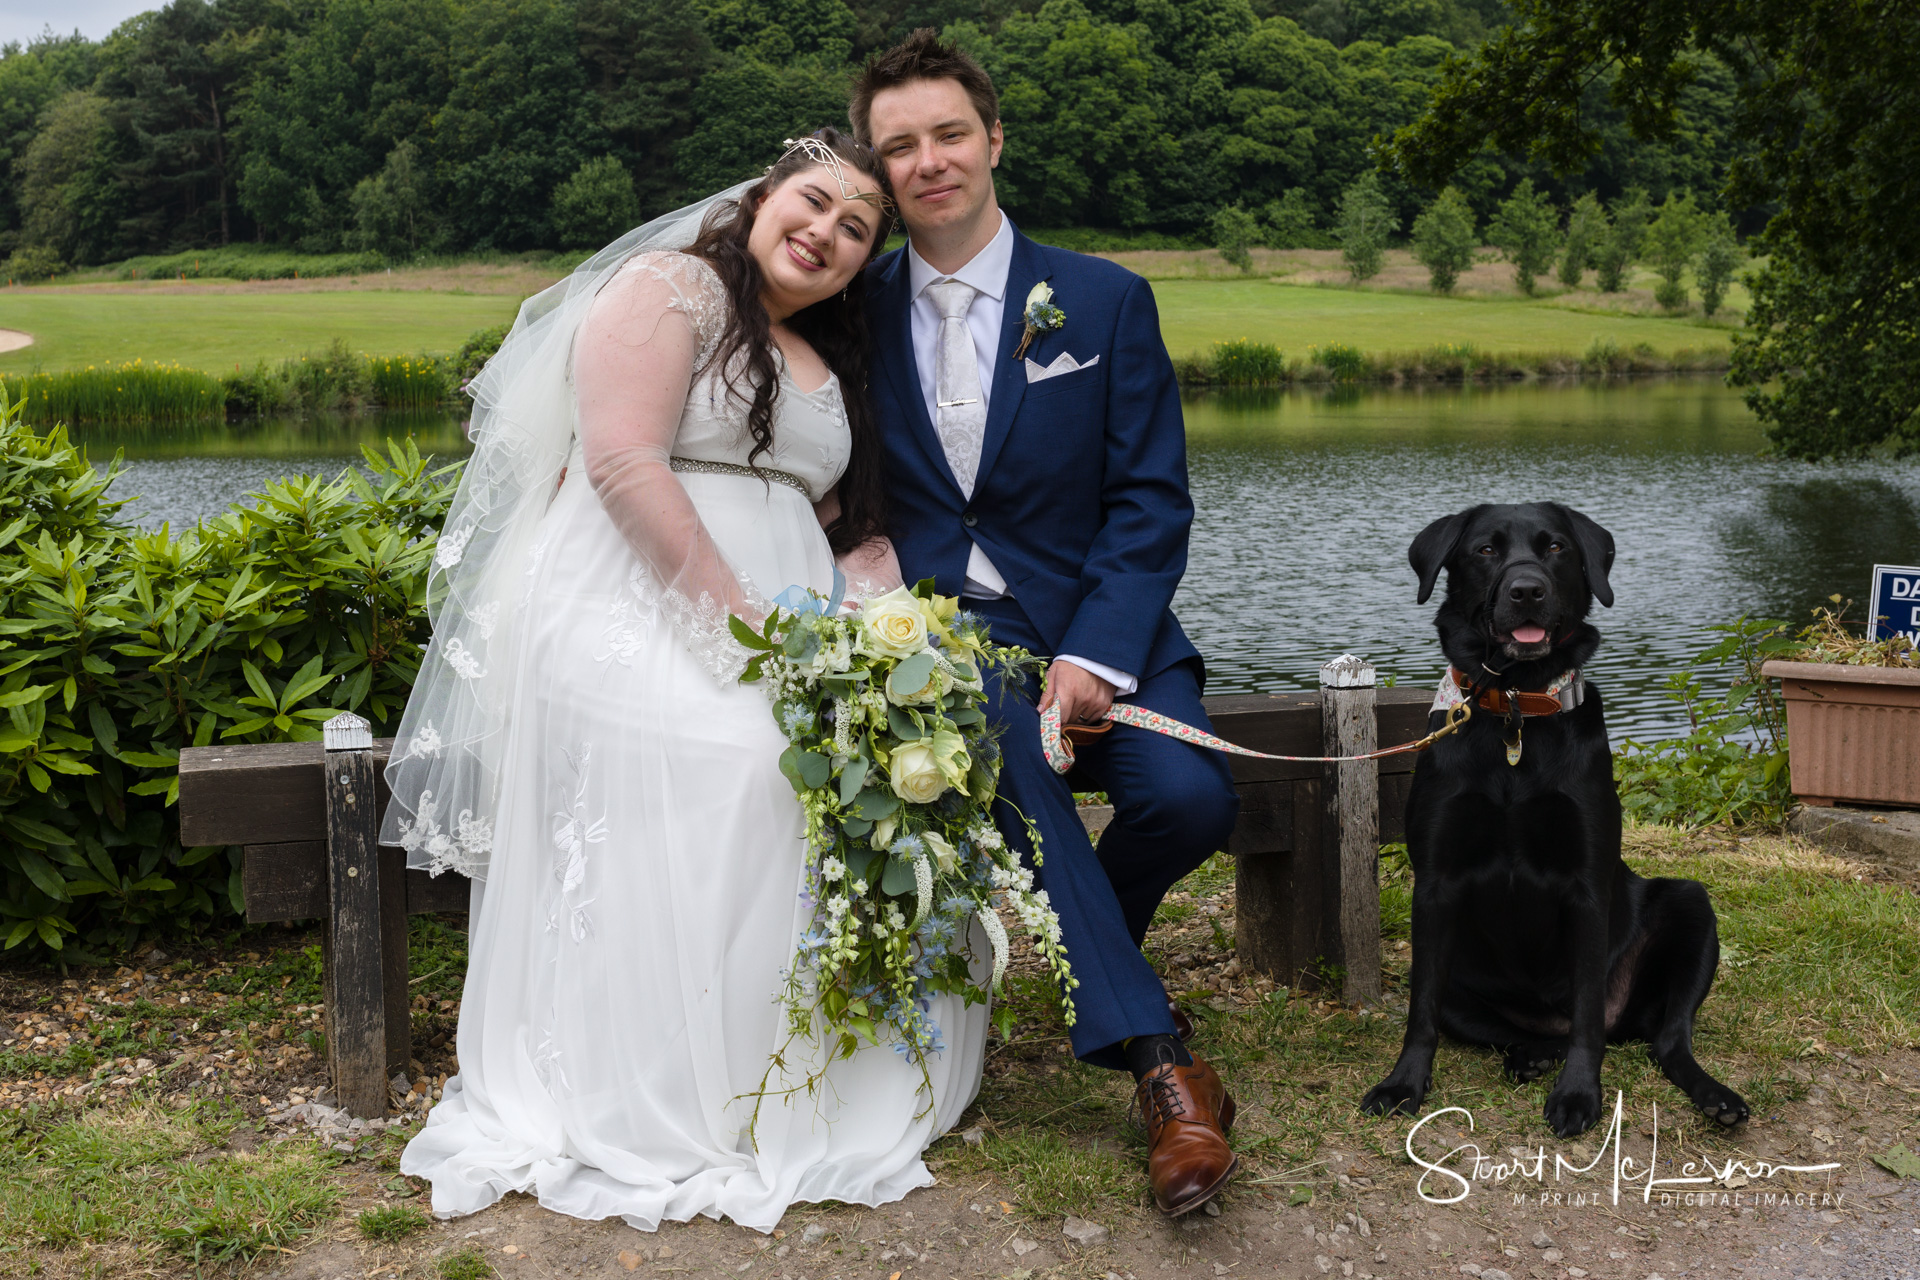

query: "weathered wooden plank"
(243, 843), (472, 921)
(243, 842), (327, 922)
(380, 846), (411, 1077)
(408, 867), (473, 915)
(323, 739), (387, 1119)
(1320, 661), (1381, 1004)
(1224, 782), (1292, 858)
(1201, 689), (1432, 785)
(180, 739), (394, 847)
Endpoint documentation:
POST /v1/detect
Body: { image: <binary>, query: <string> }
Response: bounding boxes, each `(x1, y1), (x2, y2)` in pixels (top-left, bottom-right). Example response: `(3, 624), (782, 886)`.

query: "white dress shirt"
(905, 215), (1137, 696)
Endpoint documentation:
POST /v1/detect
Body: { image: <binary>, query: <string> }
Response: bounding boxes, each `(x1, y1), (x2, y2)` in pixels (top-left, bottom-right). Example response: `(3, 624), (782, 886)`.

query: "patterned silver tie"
(926, 277), (987, 497)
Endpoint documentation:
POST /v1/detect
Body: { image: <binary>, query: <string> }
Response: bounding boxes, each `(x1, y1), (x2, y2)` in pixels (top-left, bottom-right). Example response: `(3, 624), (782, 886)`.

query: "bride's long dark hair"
(684, 128), (895, 557)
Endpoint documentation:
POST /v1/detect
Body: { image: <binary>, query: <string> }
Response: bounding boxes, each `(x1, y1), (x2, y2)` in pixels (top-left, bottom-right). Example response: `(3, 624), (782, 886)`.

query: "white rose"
(859, 586), (929, 659)
(870, 815), (897, 849)
(888, 741), (949, 805)
(922, 831), (960, 875)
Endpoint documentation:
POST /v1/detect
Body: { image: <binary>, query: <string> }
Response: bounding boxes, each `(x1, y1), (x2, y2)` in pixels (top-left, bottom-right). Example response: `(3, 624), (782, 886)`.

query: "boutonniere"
(1012, 281), (1066, 359)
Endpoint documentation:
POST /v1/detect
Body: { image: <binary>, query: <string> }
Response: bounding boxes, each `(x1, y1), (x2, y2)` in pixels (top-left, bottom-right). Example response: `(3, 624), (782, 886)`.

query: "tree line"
(2, 0), (1754, 272)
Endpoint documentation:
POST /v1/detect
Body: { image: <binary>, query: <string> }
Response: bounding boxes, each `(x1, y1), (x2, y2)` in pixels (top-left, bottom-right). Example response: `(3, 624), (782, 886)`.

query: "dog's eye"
(1548, 541), (1564, 553)
(1475, 544), (1496, 556)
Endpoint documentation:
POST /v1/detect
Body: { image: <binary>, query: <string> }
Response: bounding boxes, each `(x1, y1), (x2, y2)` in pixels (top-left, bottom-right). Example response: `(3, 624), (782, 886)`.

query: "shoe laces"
(1136, 1065), (1189, 1131)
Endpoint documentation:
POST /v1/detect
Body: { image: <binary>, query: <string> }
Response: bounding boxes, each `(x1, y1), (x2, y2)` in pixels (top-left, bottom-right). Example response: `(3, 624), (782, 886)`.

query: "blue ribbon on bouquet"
(770, 566), (847, 616)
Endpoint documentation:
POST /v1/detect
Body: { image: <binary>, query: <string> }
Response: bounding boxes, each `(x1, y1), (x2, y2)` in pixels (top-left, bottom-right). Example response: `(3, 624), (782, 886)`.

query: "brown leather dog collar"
(1448, 667), (1585, 717)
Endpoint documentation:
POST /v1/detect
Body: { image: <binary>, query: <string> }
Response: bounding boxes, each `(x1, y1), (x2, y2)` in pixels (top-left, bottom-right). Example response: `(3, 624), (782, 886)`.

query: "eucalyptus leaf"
(881, 855), (918, 896)
(795, 750), (832, 791)
(837, 757), (868, 806)
(891, 652), (936, 695)
(887, 705), (923, 740)
(853, 787), (899, 821)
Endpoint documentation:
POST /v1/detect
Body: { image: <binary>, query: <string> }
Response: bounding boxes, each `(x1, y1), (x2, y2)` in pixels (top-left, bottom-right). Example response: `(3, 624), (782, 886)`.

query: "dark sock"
(1124, 1033), (1192, 1080)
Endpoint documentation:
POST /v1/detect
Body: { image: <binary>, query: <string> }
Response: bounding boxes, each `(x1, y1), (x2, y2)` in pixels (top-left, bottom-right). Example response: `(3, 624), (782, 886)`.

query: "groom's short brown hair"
(849, 29), (1000, 145)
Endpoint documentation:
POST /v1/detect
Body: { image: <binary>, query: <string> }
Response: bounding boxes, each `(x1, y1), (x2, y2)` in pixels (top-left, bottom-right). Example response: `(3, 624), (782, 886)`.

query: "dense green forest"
(1, 0), (1754, 266)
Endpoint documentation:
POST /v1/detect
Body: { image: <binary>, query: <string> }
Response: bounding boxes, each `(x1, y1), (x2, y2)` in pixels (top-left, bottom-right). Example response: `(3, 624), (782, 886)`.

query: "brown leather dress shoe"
(1136, 1052), (1238, 1216)
(1168, 1000), (1194, 1041)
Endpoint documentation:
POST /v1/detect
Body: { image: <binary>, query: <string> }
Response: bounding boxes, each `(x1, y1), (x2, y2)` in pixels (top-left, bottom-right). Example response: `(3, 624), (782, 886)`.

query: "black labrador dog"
(1361, 502), (1749, 1138)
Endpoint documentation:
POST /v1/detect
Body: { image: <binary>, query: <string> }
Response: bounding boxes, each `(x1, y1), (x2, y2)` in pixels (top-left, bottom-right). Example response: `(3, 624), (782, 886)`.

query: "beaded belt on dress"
(669, 456), (809, 497)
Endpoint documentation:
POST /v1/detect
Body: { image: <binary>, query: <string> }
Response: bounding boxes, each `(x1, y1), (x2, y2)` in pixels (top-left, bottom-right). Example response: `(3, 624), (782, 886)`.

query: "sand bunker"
(0, 329), (33, 353)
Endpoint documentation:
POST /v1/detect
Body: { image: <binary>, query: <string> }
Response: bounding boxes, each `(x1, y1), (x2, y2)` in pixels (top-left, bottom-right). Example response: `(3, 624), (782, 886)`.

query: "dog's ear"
(1409, 508), (1476, 605)
(1553, 504), (1616, 608)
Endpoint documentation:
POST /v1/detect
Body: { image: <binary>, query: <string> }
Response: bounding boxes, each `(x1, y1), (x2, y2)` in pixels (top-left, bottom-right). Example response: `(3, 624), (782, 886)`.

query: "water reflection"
(69, 383), (1920, 738)
(1178, 378), (1920, 737)
(1719, 477), (1920, 620)
(77, 412), (471, 531)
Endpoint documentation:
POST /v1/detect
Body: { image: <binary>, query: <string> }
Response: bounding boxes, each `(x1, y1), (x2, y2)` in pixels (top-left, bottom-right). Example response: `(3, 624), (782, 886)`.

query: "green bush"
(1697, 231), (1743, 317)
(1314, 342), (1368, 381)
(1334, 173), (1397, 283)
(1615, 616), (1797, 829)
(110, 245), (386, 282)
(4, 245), (66, 281)
(0, 388), (458, 958)
(451, 322), (512, 386)
(0, 361), (226, 424)
(1022, 228), (1207, 252)
(1409, 187), (1477, 294)
(1260, 189), (1335, 250)
(366, 356), (455, 411)
(1488, 178), (1559, 296)
(1211, 205), (1260, 274)
(551, 156), (642, 250)
(1209, 339), (1286, 385)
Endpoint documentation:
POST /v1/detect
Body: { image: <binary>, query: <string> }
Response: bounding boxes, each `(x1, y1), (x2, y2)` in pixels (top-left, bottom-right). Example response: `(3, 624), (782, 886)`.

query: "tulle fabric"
(381, 187), (758, 881)
(396, 246), (985, 1231)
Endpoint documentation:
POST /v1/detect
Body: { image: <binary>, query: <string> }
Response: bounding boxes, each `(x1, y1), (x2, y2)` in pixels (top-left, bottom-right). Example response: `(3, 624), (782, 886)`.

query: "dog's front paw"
(1692, 1079), (1750, 1128)
(1543, 1080), (1604, 1138)
(1362, 1076), (1428, 1118)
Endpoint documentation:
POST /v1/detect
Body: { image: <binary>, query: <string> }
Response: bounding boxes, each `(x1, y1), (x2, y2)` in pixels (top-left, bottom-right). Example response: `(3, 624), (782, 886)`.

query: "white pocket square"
(1024, 352), (1099, 383)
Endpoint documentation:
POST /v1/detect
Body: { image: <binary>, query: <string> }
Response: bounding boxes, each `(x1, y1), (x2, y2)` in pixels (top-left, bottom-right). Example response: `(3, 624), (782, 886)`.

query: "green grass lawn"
(0, 288), (520, 375)
(0, 275), (1734, 376)
(1152, 279), (1737, 360)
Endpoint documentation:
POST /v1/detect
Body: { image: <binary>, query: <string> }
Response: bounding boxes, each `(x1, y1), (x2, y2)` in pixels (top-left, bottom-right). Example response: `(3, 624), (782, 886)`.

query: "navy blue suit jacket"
(865, 224), (1201, 681)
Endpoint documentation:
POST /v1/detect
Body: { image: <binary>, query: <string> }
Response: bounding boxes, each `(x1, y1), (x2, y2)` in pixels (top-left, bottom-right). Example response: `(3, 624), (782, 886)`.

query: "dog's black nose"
(1507, 575), (1548, 605)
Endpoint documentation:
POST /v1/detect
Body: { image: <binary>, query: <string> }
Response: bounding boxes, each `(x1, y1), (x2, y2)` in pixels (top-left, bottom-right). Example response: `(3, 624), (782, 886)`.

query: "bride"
(380, 130), (990, 1231)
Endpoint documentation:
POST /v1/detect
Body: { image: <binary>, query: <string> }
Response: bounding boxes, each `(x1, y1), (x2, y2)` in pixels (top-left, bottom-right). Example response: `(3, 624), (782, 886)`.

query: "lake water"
(78, 378), (1920, 739)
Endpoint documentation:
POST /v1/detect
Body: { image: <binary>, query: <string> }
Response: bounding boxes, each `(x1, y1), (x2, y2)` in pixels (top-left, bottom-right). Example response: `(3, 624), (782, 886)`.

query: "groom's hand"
(1040, 660), (1117, 730)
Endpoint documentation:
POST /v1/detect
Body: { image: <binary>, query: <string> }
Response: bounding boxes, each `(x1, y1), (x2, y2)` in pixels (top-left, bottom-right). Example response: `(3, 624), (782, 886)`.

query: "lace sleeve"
(617, 251), (729, 372)
(577, 254), (760, 683)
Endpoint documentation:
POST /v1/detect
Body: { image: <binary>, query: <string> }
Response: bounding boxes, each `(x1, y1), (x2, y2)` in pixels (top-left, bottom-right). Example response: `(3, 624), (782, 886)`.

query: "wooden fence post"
(1320, 655), (1381, 1004)
(323, 712), (388, 1118)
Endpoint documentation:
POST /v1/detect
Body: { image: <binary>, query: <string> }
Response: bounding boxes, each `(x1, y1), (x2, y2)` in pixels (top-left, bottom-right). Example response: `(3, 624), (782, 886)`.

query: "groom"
(853, 31), (1243, 1216)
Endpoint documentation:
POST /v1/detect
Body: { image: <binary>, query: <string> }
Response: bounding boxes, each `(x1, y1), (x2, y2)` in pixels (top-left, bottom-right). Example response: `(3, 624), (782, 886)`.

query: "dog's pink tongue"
(1511, 625), (1548, 644)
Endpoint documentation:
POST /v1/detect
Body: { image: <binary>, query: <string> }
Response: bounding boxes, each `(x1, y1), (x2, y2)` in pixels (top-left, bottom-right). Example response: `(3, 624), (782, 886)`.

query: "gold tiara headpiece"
(769, 136), (895, 215)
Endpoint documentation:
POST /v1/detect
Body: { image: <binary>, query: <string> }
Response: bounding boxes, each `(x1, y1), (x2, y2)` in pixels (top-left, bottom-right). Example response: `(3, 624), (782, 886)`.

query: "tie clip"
(937, 397), (980, 408)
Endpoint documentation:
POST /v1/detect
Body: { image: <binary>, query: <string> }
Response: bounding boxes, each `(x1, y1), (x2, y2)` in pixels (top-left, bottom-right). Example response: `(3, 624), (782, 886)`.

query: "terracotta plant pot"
(1760, 659), (1920, 807)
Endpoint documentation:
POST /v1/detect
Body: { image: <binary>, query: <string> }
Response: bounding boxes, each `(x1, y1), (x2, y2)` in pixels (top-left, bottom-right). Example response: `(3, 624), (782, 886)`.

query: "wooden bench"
(178, 715), (467, 1118)
(179, 669), (1432, 1117)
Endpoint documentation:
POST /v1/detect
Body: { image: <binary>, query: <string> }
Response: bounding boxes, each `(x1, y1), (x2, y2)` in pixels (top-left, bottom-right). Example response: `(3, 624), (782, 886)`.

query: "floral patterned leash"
(1038, 698), (1474, 775)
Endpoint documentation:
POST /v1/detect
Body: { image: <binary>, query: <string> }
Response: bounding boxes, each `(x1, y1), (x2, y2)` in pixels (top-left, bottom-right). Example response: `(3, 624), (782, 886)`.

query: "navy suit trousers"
(968, 595), (1240, 1070)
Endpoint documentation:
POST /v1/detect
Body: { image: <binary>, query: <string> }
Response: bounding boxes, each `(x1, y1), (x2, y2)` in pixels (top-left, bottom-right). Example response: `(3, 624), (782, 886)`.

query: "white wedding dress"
(399, 252), (988, 1231)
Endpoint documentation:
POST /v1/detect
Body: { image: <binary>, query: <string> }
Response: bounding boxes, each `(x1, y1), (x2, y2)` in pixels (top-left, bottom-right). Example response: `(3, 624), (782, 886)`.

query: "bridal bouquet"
(731, 581), (1074, 1102)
